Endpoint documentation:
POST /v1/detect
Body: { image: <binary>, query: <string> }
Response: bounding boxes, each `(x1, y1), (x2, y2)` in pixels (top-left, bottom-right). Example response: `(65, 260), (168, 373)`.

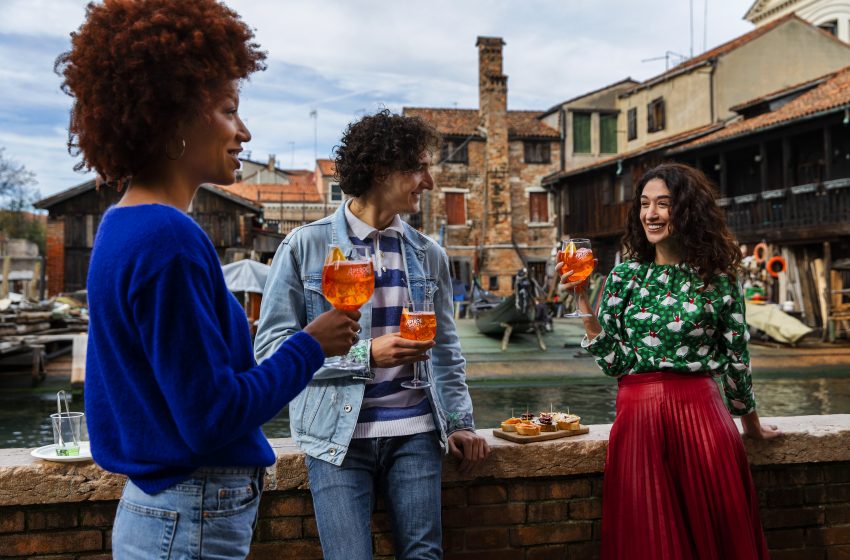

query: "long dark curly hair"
(334, 110), (441, 197)
(56, 0), (266, 186)
(622, 162), (741, 284)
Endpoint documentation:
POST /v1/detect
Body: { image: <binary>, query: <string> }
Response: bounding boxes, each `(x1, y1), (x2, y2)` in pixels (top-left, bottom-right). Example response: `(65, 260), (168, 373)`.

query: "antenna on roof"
(689, 0), (694, 58)
(309, 109), (318, 165)
(641, 51), (688, 71)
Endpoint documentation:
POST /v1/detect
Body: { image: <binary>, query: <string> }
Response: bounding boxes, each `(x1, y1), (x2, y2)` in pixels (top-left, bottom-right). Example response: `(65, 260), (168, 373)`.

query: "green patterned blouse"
(582, 260), (756, 416)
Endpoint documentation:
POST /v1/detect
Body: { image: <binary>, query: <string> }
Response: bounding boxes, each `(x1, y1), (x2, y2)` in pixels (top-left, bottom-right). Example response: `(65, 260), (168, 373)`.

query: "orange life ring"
(766, 255), (786, 278)
(753, 243), (769, 264)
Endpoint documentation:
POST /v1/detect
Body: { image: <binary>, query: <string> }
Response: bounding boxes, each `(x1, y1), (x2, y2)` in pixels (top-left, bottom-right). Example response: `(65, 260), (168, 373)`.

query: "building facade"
(404, 37), (560, 294)
(746, 0), (850, 43)
(35, 181), (260, 296)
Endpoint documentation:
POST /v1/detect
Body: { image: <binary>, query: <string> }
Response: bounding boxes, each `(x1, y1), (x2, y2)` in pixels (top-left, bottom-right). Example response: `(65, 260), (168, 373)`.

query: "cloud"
(0, 0), (755, 196)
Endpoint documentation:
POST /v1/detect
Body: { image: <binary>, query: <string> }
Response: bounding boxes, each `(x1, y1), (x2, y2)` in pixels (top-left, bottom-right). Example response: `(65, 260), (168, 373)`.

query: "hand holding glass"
(399, 298), (436, 389)
(321, 244), (374, 371)
(559, 238), (594, 318)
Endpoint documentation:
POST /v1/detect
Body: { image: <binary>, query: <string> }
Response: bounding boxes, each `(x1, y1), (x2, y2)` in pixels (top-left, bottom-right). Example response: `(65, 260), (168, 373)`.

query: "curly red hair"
(56, 0), (266, 185)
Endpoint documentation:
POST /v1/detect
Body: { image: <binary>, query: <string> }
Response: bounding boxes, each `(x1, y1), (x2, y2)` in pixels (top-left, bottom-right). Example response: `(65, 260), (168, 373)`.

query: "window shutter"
(600, 114), (617, 154)
(445, 192), (466, 225)
(573, 113), (591, 154)
(529, 192), (549, 222)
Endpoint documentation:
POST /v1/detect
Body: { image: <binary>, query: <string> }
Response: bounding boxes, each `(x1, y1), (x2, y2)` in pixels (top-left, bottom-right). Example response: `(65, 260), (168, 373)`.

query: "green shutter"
(600, 114), (617, 154)
(573, 113), (591, 154)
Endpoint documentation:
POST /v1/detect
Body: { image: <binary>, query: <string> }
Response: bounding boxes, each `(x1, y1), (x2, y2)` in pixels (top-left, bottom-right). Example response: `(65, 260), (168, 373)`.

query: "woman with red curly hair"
(57, 1), (360, 557)
(561, 163), (781, 559)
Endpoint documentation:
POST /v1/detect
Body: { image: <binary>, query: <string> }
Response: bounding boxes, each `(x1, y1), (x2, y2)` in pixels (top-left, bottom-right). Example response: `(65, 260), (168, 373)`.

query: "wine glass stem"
(573, 288), (579, 314)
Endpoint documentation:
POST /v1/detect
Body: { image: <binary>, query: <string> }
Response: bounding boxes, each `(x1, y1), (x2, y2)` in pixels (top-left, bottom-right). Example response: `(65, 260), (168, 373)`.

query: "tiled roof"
(673, 66), (850, 152)
(622, 14), (834, 96)
(403, 107), (559, 139)
(218, 173), (323, 204)
(542, 77), (640, 116)
(729, 74), (830, 114)
(317, 159), (336, 176)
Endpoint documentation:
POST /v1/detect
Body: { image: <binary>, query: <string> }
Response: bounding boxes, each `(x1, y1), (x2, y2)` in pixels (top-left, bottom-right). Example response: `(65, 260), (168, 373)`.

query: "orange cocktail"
(322, 260), (375, 311)
(560, 243), (595, 284)
(399, 297), (436, 389)
(557, 238), (594, 318)
(400, 309), (437, 341)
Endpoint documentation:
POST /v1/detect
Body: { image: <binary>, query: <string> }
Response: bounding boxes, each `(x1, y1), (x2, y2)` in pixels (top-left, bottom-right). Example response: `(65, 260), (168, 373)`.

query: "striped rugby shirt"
(344, 203), (436, 439)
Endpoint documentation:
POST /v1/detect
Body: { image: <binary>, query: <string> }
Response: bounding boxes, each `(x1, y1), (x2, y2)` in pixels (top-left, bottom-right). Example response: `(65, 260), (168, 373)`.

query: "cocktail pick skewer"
(56, 391), (63, 449)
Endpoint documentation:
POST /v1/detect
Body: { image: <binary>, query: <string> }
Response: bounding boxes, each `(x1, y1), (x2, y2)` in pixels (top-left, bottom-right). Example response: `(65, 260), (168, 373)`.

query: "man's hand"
(370, 333), (435, 368)
(448, 430), (490, 475)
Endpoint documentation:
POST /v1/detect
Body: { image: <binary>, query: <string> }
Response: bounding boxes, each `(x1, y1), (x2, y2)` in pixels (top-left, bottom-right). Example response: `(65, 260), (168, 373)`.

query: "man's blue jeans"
(307, 431), (443, 560)
(111, 466), (263, 559)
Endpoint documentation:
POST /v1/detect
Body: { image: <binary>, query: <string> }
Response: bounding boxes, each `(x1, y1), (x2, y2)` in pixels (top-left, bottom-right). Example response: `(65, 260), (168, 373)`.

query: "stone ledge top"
(1, 414), (848, 507)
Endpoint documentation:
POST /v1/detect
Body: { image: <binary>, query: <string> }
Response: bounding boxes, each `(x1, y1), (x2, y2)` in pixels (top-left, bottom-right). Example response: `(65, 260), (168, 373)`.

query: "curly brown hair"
(334, 110), (441, 197)
(622, 162), (741, 285)
(55, 0), (266, 186)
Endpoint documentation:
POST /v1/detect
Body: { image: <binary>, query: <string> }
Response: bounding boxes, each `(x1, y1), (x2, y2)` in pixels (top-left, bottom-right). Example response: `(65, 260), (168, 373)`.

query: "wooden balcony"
(721, 179), (850, 243)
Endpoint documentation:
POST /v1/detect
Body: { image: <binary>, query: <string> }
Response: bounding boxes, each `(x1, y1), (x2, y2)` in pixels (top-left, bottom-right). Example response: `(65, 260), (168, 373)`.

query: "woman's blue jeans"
(112, 466), (263, 559)
(307, 431), (443, 560)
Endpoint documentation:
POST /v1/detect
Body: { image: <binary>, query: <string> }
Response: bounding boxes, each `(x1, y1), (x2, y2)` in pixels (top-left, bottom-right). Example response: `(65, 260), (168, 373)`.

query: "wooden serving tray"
(492, 425), (589, 443)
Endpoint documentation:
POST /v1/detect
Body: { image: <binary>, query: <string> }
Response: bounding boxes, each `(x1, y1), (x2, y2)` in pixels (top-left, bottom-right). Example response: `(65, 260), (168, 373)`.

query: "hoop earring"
(165, 137), (186, 160)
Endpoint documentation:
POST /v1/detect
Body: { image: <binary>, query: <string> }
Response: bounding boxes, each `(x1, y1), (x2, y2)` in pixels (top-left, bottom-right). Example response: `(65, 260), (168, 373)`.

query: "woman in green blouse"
(562, 163), (780, 560)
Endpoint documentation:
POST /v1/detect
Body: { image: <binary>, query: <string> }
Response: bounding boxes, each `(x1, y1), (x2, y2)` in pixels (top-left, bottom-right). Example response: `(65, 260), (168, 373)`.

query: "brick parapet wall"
(2, 415), (850, 558)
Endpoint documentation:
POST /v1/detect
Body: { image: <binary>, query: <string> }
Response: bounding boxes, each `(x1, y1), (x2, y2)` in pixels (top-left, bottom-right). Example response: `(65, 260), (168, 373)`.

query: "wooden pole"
(824, 241), (832, 342)
(1, 256), (10, 298)
(30, 260), (41, 301)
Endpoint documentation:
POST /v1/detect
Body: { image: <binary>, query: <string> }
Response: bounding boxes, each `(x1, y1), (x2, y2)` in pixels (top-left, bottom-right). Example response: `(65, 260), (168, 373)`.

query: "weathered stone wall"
(2, 415), (850, 559)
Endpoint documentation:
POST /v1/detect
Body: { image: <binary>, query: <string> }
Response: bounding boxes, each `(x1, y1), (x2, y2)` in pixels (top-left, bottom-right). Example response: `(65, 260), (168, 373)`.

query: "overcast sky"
(0, 0), (753, 198)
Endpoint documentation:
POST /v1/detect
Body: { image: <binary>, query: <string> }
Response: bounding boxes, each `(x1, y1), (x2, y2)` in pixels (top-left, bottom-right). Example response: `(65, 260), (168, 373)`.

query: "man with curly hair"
(256, 110), (490, 559)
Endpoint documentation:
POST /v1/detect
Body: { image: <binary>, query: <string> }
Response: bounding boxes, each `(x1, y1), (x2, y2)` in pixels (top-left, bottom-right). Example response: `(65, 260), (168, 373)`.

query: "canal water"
(4, 374), (850, 449)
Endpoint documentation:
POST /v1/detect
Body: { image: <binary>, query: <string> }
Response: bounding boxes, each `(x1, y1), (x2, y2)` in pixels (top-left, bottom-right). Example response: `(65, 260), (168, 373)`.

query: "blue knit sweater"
(85, 204), (323, 494)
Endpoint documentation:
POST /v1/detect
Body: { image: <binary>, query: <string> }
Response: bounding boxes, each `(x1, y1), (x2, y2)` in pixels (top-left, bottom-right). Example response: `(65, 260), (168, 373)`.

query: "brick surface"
(80, 503), (118, 528)
(510, 522), (593, 547)
(827, 505), (850, 525)
(442, 486), (467, 508)
(443, 503), (526, 528)
(770, 549), (825, 560)
(762, 507), (825, 529)
(444, 551), (522, 560)
(527, 501), (570, 523)
(443, 529), (465, 553)
(825, 466), (850, 484)
(467, 484), (507, 505)
(0, 530), (102, 555)
(526, 544), (568, 559)
(509, 479), (591, 502)
(569, 498), (603, 520)
(0, 512), (23, 533)
(828, 545), (850, 560)
(465, 528), (509, 550)
(568, 541), (601, 560)
(302, 516), (319, 538)
(373, 532), (395, 556)
(766, 528), (805, 550)
(248, 540), (324, 560)
(258, 494), (313, 518)
(808, 526), (850, 547)
(27, 508), (79, 531)
(256, 517), (301, 541)
(767, 487), (806, 507)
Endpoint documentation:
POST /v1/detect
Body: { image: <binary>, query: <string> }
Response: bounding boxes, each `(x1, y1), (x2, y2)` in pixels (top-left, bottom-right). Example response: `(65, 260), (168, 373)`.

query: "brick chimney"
(476, 37), (514, 257)
(267, 154), (276, 172)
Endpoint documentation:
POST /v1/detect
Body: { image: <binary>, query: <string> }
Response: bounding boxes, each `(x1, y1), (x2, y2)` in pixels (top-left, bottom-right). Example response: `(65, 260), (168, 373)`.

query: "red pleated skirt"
(601, 372), (769, 560)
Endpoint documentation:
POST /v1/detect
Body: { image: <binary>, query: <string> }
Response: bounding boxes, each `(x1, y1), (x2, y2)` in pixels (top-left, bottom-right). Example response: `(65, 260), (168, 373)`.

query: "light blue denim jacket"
(254, 204), (475, 466)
